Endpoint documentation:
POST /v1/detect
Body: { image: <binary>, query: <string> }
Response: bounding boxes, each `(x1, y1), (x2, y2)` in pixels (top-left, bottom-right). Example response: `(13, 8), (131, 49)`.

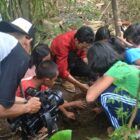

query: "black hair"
(36, 60), (58, 79)
(88, 41), (119, 77)
(124, 23), (140, 45)
(30, 43), (51, 67)
(108, 37), (126, 54)
(95, 26), (111, 42)
(74, 26), (94, 43)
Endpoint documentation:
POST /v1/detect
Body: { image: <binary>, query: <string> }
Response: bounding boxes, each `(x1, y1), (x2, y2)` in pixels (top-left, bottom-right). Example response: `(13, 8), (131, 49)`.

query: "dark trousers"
(100, 85), (140, 128)
(68, 51), (90, 77)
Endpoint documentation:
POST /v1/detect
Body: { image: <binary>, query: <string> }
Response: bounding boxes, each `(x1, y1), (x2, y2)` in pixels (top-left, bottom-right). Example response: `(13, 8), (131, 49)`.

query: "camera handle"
(19, 81), (26, 99)
(43, 112), (58, 137)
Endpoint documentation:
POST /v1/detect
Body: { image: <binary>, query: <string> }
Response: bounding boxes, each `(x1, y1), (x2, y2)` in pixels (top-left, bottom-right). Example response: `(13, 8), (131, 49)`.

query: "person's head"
(95, 26), (111, 41)
(108, 37), (126, 59)
(87, 41), (119, 77)
(30, 43), (51, 67)
(124, 23), (140, 46)
(74, 26), (94, 50)
(0, 17), (36, 53)
(36, 60), (58, 88)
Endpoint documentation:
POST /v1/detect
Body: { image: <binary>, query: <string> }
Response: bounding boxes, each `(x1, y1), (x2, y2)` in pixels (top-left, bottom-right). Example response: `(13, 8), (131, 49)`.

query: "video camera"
(8, 87), (64, 139)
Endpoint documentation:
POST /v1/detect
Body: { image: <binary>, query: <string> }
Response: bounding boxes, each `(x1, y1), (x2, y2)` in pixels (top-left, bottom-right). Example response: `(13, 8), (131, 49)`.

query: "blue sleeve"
(125, 48), (140, 64)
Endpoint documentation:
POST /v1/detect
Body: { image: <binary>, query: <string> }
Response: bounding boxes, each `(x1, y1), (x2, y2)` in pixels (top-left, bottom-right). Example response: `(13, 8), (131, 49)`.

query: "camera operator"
(0, 18), (41, 118)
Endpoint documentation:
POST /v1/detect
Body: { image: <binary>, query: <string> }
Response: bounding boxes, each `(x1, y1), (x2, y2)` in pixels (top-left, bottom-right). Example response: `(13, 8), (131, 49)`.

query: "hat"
(0, 17), (35, 39)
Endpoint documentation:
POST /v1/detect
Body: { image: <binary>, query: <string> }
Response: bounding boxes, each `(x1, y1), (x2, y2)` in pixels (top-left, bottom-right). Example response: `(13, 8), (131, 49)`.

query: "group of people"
(0, 17), (140, 136)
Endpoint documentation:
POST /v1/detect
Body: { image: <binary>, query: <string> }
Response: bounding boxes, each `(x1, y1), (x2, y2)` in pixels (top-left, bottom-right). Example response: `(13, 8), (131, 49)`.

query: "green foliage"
(115, 107), (130, 126)
(31, 0), (46, 22)
(119, 0), (140, 23)
(0, 0), (102, 44)
(76, 1), (100, 20)
(109, 125), (138, 140)
(107, 97), (130, 127)
(0, 0), (11, 20)
(49, 130), (72, 140)
(61, 14), (84, 31)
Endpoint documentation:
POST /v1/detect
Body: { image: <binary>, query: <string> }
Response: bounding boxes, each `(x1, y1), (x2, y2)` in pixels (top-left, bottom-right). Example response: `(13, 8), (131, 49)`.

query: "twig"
(124, 73), (140, 140)
(33, 133), (48, 140)
(98, 1), (111, 21)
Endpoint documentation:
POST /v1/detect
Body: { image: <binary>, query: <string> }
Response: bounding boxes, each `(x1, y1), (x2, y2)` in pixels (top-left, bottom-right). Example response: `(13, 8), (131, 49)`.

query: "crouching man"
(0, 18), (41, 118)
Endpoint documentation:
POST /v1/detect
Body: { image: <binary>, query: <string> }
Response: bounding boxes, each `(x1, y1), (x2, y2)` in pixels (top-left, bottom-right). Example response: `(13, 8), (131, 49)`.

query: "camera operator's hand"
(25, 97), (41, 114)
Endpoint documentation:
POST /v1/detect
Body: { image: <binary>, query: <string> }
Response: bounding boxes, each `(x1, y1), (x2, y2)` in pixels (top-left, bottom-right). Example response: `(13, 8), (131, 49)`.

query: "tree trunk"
(111, 0), (121, 36)
(20, 0), (31, 20)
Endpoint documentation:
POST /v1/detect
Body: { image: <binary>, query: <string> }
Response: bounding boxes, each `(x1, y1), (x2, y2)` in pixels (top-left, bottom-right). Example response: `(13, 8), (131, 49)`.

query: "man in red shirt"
(50, 26), (94, 92)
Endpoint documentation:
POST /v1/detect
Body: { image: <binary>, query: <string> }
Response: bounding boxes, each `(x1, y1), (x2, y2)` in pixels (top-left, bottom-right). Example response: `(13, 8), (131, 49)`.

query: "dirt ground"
(0, 84), (110, 140)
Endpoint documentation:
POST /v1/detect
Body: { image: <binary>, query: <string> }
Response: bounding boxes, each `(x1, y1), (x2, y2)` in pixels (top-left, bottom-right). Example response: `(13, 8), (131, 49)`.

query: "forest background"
(0, 0), (140, 140)
(0, 0), (140, 45)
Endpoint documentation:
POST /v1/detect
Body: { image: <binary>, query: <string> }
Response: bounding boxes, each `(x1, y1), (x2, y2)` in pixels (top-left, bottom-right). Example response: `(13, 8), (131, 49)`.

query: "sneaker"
(62, 80), (76, 93)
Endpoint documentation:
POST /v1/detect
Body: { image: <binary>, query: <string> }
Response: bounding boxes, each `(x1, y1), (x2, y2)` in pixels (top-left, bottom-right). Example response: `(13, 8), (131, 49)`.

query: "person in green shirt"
(86, 41), (140, 129)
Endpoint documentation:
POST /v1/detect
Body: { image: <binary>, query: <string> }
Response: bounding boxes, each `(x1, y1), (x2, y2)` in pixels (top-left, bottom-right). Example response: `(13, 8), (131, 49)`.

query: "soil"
(0, 84), (110, 140)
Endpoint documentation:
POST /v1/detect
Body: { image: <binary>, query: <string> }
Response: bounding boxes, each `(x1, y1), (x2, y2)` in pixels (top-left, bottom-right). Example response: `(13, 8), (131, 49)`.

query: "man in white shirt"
(0, 18), (41, 118)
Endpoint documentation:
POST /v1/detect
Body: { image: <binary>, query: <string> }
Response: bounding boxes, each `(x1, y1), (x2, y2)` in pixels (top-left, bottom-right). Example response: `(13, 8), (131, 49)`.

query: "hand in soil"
(38, 127), (48, 134)
(92, 107), (103, 114)
(65, 111), (76, 120)
(73, 100), (87, 109)
(80, 83), (89, 92)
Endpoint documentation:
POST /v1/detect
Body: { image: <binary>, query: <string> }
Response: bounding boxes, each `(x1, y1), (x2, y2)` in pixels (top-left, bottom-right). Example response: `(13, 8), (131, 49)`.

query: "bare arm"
(15, 96), (27, 103)
(0, 103), (29, 118)
(59, 105), (75, 120)
(134, 59), (140, 66)
(61, 100), (86, 109)
(86, 76), (114, 103)
(117, 36), (133, 48)
(66, 74), (89, 92)
(83, 57), (88, 64)
(0, 97), (41, 118)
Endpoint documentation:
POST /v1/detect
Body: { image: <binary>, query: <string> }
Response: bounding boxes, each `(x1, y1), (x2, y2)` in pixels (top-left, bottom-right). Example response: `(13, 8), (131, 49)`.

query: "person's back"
(107, 37), (126, 60)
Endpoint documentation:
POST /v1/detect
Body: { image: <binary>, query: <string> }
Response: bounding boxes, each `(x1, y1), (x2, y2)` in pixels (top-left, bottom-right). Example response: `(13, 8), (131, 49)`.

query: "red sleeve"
(41, 85), (49, 91)
(16, 80), (34, 98)
(56, 50), (70, 79)
(51, 40), (70, 79)
(77, 50), (87, 60)
(16, 86), (22, 97)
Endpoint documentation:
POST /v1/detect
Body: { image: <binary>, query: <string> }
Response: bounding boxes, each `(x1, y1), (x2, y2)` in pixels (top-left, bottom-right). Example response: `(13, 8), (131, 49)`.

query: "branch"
(124, 73), (140, 140)
(98, 1), (111, 21)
